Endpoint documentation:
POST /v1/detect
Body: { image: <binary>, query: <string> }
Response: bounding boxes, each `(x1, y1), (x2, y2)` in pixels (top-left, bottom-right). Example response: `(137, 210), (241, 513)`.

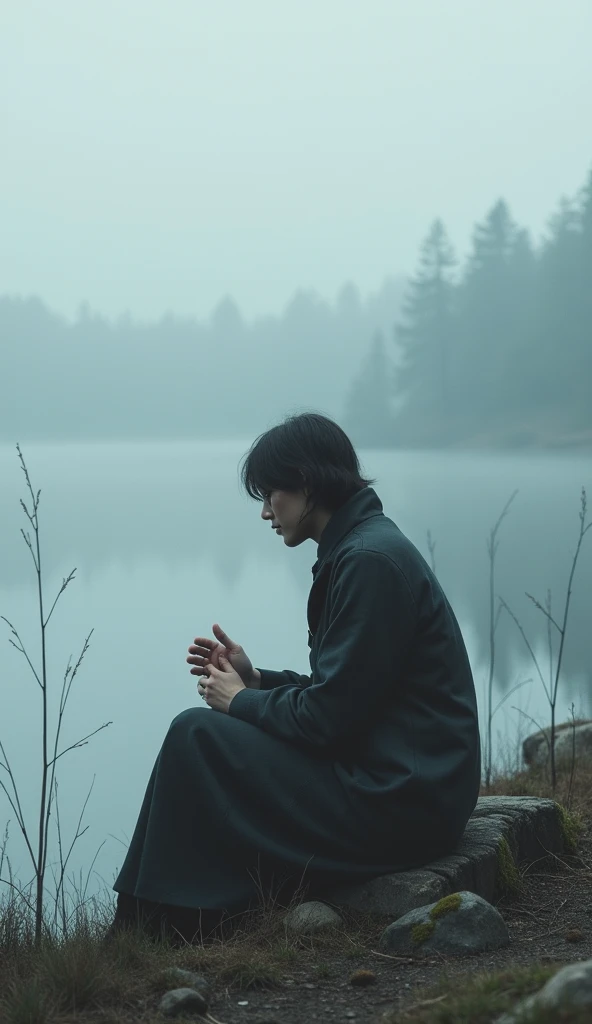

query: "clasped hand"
(197, 656), (246, 713)
(187, 624), (248, 714)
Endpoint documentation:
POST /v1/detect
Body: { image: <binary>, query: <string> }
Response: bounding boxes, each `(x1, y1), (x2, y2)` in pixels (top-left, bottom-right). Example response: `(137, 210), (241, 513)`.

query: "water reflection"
(2, 441), (590, 688)
(1, 440), (591, 893)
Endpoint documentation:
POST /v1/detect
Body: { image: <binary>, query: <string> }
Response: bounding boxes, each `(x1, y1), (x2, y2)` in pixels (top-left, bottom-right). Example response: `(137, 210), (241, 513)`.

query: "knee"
(167, 706), (211, 740)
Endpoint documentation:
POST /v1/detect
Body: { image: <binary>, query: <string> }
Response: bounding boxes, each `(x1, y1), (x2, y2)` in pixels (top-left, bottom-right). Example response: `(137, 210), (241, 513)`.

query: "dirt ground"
(190, 821), (592, 1024)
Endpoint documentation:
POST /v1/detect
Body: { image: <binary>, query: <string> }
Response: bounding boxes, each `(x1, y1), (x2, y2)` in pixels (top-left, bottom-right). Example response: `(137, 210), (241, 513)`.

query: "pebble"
(350, 969), (377, 987)
(159, 988), (209, 1018)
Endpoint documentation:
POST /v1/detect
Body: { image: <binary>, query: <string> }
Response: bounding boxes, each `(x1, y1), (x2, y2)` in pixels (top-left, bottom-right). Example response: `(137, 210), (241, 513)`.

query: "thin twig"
(370, 949), (416, 963)
(484, 490), (518, 789)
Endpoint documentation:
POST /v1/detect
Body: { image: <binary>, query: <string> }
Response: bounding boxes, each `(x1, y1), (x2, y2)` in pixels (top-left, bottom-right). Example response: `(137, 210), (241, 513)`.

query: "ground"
(181, 822), (592, 1023)
(2, 764), (592, 1024)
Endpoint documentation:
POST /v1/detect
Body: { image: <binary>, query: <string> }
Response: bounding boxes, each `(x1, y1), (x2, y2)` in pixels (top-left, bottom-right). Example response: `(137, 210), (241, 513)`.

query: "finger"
(192, 638), (216, 650)
(188, 644), (213, 656)
(189, 666), (208, 676)
(187, 653), (207, 664)
(213, 623), (235, 648)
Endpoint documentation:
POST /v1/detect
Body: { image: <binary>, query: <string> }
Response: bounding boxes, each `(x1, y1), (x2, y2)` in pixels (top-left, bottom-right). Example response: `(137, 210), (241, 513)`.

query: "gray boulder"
(523, 720), (592, 768)
(159, 987), (209, 1017)
(284, 900), (344, 935)
(495, 958), (592, 1022)
(379, 890), (510, 956)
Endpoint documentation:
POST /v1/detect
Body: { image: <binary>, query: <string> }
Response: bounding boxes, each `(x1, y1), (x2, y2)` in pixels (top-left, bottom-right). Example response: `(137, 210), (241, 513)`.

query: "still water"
(1, 440), (591, 898)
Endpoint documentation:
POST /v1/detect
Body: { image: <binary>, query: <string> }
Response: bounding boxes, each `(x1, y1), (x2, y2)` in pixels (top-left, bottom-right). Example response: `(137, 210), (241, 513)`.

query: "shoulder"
(333, 519), (432, 597)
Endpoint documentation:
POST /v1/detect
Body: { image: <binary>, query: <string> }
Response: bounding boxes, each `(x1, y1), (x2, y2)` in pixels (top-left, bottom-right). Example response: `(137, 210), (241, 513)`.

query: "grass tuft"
(40, 937), (118, 1011)
(386, 962), (562, 1022)
(0, 975), (54, 1024)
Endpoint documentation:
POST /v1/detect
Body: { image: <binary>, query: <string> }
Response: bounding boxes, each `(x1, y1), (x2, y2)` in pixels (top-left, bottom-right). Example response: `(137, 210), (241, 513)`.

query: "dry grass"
(483, 754), (592, 819)
(1, 739), (591, 1023)
(0, 878), (382, 1023)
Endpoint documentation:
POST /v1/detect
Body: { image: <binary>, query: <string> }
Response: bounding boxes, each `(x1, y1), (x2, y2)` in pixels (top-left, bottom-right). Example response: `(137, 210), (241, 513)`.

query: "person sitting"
(107, 412), (481, 943)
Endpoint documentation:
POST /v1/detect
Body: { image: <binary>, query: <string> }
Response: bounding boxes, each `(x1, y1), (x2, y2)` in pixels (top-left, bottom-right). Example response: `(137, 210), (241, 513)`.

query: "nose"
(261, 503), (272, 521)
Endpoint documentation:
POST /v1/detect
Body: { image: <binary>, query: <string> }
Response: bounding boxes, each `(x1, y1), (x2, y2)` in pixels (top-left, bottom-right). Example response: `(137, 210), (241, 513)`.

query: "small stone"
(350, 970), (377, 987)
(345, 1013), (356, 1019)
(565, 928), (585, 942)
(159, 987), (209, 1017)
(284, 900), (344, 936)
(237, 999), (249, 1005)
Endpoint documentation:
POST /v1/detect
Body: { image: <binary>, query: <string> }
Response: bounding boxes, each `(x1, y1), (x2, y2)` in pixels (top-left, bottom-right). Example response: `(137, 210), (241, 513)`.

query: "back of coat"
(305, 486), (481, 856)
(230, 486), (481, 862)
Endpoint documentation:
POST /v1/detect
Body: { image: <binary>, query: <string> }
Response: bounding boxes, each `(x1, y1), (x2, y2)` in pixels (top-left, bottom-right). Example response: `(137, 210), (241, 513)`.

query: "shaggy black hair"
(239, 412), (375, 521)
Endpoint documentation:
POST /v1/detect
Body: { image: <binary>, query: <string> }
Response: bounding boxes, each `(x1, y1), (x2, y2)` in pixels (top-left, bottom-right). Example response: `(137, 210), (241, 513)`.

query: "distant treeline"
(0, 279), (404, 443)
(344, 166), (592, 449)
(2, 166), (591, 450)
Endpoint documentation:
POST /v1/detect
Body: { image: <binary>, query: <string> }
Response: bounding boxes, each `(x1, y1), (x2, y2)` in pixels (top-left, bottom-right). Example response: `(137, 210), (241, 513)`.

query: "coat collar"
(311, 486), (384, 577)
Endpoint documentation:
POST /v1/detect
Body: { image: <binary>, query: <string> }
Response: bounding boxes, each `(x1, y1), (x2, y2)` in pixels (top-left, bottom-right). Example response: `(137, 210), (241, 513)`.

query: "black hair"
(239, 411), (375, 522)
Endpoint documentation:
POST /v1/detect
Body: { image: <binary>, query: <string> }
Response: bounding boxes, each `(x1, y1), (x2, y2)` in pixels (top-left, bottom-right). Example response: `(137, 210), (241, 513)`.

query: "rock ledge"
(327, 796), (567, 919)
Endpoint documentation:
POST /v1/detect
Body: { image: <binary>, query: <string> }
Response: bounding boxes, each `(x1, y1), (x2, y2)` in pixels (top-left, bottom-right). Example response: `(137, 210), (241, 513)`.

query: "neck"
(311, 508), (333, 544)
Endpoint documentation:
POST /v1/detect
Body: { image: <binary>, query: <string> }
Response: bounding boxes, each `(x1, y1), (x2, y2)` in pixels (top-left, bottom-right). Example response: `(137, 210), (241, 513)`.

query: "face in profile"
(260, 489), (331, 547)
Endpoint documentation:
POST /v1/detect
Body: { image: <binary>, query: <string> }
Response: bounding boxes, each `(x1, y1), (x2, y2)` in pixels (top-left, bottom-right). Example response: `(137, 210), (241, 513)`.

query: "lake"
(1, 440), (591, 901)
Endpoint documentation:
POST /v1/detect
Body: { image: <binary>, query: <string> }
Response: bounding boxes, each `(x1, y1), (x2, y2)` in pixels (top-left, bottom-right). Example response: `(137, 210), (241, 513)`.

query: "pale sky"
(2, 0), (591, 322)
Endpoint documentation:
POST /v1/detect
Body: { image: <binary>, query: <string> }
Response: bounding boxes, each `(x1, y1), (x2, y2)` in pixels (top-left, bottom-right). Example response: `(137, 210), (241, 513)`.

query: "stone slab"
(326, 796), (566, 920)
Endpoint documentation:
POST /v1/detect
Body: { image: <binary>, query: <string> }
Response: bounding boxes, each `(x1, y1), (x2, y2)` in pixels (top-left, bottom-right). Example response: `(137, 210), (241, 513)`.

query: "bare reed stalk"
(502, 487), (590, 793)
(0, 444), (112, 944)
(484, 490), (518, 790)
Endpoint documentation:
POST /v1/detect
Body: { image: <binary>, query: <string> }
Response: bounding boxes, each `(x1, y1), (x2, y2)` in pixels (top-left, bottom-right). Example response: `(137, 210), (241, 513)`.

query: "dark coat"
(114, 487), (481, 914)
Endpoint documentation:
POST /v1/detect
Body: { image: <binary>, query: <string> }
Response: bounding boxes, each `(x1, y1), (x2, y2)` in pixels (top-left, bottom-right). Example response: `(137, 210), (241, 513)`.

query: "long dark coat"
(114, 487), (481, 913)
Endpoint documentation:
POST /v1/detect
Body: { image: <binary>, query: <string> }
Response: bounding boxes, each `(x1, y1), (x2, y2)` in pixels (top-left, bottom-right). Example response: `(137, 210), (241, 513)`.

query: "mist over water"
(2, 0), (592, 929)
(1, 440), (590, 895)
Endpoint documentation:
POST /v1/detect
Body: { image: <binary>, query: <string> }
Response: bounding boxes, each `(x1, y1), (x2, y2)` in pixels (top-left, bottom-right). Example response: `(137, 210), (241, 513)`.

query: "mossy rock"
(411, 892), (462, 945)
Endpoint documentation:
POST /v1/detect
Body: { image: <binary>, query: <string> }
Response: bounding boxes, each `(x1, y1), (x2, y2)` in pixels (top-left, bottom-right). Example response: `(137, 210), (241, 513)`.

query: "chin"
(284, 533), (304, 548)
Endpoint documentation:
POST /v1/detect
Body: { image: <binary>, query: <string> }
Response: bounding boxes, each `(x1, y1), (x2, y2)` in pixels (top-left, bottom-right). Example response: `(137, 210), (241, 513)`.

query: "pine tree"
(532, 196), (582, 422)
(536, 172), (592, 431)
(454, 199), (524, 430)
(393, 219), (457, 440)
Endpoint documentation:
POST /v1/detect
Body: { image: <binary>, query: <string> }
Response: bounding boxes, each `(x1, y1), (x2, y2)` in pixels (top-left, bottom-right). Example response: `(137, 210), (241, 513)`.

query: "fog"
(1, 0), (592, 909)
(2, 0), (591, 320)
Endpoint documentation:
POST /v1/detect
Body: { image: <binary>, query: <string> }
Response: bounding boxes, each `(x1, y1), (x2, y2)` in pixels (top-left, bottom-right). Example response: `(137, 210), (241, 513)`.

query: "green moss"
(496, 836), (521, 896)
(410, 893), (462, 946)
(410, 921), (435, 946)
(555, 801), (583, 855)
(429, 892), (462, 920)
